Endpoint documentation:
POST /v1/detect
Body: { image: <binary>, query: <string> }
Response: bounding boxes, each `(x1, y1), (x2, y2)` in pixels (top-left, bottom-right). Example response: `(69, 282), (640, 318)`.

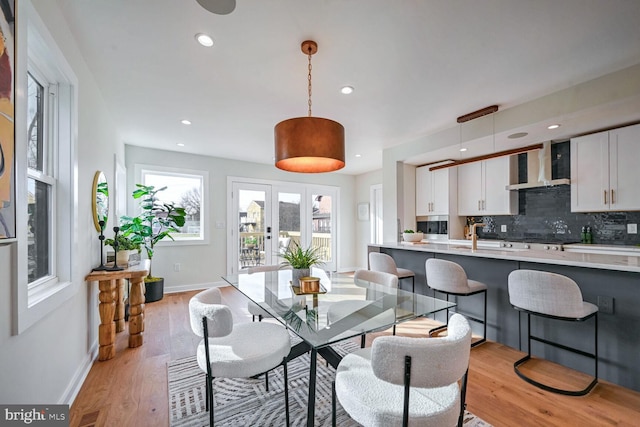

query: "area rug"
(168, 340), (492, 426)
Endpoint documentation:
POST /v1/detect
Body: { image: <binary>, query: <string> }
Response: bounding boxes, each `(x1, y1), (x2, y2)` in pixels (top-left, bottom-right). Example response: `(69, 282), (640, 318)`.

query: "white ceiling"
(56, 0), (640, 175)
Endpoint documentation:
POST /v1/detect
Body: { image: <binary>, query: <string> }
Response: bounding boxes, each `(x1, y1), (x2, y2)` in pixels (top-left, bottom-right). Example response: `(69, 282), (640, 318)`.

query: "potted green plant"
(120, 184), (186, 302)
(244, 235), (258, 248)
(280, 242), (323, 286)
(104, 233), (140, 266)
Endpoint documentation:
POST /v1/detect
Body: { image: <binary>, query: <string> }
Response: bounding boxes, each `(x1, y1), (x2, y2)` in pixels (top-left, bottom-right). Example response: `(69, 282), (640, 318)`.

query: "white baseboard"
(60, 342), (98, 405)
(165, 281), (228, 294)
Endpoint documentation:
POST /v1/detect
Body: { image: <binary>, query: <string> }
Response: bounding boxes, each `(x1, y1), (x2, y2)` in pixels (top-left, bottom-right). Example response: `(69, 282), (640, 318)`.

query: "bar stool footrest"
(513, 355), (598, 396)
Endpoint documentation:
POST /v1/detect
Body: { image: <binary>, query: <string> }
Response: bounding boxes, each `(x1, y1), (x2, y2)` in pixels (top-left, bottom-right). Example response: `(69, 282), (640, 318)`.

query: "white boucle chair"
(425, 258), (488, 347)
(369, 252), (416, 293)
(246, 264), (288, 321)
(508, 269), (598, 396)
(189, 287), (291, 426)
(327, 269), (399, 348)
(332, 313), (472, 427)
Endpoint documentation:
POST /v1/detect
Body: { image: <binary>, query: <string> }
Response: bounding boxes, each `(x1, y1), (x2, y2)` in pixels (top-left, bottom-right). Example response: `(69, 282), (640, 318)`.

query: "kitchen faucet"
(471, 223), (486, 251)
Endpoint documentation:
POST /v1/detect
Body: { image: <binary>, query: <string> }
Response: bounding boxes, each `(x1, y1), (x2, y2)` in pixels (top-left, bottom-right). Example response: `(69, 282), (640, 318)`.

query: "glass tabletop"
(222, 268), (455, 348)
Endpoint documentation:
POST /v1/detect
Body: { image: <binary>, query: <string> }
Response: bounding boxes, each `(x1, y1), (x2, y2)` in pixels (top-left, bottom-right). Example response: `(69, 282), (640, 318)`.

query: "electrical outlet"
(597, 296), (614, 314)
(628, 223), (638, 234)
(174, 263), (181, 272)
(215, 221), (226, 229)
(501, 225), (507, 233)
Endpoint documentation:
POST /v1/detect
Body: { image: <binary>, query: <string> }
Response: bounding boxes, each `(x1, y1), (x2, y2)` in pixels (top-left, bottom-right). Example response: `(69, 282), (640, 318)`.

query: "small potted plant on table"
(104, 233), (140, 266)
(280, 242), (323, 287)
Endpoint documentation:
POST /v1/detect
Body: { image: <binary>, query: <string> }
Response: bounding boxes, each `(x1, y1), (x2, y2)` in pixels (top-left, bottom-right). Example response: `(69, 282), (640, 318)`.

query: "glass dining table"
(222, 268), (455, 427)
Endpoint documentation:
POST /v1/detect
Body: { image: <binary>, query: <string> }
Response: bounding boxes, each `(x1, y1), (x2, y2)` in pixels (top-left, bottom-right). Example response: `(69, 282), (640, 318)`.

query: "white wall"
(124, 145), (358, 289)
(354, 169), (382, 268)
(0, 1), (123, 404)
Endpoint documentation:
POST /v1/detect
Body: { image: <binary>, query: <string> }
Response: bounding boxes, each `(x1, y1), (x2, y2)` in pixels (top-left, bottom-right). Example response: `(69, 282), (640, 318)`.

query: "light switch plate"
(628, 223), (638, 234)
(501, 225), (507, 232)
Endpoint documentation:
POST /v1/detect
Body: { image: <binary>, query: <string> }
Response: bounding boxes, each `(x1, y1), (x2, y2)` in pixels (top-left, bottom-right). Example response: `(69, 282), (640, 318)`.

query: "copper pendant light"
(275, 40), (345, 173)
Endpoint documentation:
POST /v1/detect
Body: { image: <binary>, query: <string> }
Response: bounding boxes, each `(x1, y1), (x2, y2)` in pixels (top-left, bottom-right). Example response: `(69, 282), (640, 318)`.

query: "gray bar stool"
(369, 252), (415, 293)
(425, 258), (487, 347)
(508, 269), (598, 396)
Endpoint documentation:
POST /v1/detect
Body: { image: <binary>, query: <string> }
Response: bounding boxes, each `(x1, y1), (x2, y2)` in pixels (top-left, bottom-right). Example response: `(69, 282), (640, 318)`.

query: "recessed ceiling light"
(195, 33), (214, 47)
(181, 119), (192, 125)
(547, 124), (561, 130)
(508, 132), (528, 139)
(355, 153), (361, 157)
(177, 143), (185, 147)
(459, 148), (467, 152)
(341, 86), (354, 95)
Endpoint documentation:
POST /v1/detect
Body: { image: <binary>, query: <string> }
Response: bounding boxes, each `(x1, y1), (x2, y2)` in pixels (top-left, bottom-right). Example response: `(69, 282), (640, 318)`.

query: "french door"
(229, 179), (337, 274)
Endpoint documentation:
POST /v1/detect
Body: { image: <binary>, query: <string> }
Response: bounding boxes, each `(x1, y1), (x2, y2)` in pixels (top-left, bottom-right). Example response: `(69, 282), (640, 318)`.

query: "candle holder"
(107, 226), (124, 271)
(92, 220), (108, 271)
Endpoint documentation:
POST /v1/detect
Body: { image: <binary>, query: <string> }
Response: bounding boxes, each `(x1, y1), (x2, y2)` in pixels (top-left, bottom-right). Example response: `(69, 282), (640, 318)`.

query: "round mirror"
(92, 171), (109, 232)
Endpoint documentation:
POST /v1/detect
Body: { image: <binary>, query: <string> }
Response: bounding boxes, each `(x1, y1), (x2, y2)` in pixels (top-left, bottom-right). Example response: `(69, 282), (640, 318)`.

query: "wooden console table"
(85, 262), (149, 361)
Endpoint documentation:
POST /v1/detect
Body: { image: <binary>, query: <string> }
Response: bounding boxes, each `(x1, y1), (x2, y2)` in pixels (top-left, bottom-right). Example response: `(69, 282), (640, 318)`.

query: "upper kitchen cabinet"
(571, 123), (640, 212)
(457, 156), (518, 216)
(416, 166), (452, 215)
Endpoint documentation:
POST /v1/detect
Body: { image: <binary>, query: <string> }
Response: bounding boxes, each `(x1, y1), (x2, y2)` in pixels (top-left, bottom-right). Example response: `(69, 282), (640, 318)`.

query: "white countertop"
(372, 241), (640, 273)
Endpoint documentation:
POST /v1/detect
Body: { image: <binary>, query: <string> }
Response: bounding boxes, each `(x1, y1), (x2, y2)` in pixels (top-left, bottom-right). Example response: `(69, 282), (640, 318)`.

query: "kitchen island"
(369, 242), (640, 392)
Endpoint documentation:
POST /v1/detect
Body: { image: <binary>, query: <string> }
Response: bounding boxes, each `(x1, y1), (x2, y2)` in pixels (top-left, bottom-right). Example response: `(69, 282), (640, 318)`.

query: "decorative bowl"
(402, 232), (424, 242)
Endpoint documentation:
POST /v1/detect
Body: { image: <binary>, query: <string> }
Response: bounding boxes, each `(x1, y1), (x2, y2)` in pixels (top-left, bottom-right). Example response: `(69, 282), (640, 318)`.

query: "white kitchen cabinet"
(571, 123), (640, 212)
(457, 156), (517, 216)
(416, 166), (450, 215)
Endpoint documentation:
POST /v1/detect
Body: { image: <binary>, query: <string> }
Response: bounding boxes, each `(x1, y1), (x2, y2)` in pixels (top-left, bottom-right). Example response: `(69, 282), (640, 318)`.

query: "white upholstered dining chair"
(425, 258), (488, 347)
(369, 252), (416, 293)
(246, 264), (289, 321)
(189, 287), (291, 426)
(332, 313), (472, 427)
(508, 269), (598, 396)
(326, 269), (398, 348)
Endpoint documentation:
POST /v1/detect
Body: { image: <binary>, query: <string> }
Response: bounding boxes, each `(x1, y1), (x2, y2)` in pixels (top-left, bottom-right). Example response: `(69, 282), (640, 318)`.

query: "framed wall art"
(0, 0), (14, 239)
(357, 202), (369, 221)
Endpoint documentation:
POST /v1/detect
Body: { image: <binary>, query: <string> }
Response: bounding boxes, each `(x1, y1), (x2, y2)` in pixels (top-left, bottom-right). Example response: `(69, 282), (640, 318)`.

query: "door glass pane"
(28, 178), (50, 283)
(312, 194), (332, 263)
(277, 192), (300, 262)
(238, 189), (265, 269)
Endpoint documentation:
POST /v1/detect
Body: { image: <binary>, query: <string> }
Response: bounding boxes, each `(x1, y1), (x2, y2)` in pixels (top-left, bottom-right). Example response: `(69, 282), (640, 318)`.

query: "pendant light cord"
(307, 47), (313, 117)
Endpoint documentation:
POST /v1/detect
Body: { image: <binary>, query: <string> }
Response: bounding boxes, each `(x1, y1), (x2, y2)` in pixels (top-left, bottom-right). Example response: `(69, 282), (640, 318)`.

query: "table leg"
(97, 279), (117, 361)
(307, 348), (317, 427)
(114, 278), (126, 333)
(128, 276), (146, 348)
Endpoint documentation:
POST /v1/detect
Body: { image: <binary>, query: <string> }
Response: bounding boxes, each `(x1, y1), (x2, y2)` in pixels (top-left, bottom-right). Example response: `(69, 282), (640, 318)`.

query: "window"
(26, 70), (54, 285)
(137, 165), (208, 243)
(14, 1), (78, 333)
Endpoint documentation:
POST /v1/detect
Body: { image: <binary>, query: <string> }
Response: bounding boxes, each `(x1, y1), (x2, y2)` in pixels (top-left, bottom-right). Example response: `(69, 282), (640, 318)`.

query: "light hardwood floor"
(70, 287), (640, 426)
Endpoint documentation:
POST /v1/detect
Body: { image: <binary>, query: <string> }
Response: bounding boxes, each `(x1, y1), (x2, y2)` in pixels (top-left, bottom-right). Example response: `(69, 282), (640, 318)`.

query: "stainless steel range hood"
(505, 141), (570, 190)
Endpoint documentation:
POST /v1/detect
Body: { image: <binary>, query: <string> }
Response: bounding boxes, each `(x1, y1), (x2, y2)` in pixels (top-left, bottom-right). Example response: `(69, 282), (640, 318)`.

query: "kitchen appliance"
(506, 141), (570, 190)
(500, 241), (563, 251)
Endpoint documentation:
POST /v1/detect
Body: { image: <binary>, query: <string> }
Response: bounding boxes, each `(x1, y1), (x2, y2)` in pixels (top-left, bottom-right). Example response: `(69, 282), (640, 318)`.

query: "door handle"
(604, 190), (607, 205)
(611, 189), (615, 204)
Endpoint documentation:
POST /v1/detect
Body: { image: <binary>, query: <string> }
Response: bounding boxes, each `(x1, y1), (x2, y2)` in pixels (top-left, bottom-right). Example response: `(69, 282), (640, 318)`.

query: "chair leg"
(209, 376), (214, 427)
(360, 334), (366, 349)
(283, 357), (290, 427)
(265, 370), (269, 392)
(458, 369), (469, 427)
(332, 380), (337, 427)
(513, 312), (598, 396)
(471, 290), (487, 348)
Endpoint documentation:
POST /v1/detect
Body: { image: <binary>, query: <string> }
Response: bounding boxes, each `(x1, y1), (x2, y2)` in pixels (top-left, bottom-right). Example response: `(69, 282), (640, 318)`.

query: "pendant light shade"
(275, 117), (345, 173)
(274, 40), (346, 173)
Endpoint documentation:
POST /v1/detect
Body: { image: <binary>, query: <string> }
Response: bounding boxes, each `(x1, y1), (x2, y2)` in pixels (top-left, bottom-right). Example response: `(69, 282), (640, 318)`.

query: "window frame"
(13, 0), (79, 334)
(134, 163), (209, 246)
